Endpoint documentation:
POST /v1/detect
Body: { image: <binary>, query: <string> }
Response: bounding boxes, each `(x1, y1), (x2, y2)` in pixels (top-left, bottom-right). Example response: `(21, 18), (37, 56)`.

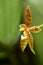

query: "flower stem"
(37, 24), (43, 28)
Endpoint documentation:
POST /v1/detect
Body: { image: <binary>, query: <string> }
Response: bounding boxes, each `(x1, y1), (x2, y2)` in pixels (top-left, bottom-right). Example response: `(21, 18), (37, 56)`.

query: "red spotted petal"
(30, 26), (41, 33)
(26, 5), (31, 27)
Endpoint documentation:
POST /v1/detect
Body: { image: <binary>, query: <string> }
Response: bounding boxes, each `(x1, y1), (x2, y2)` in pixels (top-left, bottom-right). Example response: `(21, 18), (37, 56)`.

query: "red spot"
(26, 17), (31, 21)
(35, 28), (39, 31)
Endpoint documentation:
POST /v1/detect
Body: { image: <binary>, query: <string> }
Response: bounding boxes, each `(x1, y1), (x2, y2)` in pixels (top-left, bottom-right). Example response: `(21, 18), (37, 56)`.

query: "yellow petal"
(19, 28), (25, 31)
(23, 31), (28, 37)
(19, 24), (26, 31)
(30, 26), (41, 33)
(28, 32), (35, 54)
(20, 35), (27, 52)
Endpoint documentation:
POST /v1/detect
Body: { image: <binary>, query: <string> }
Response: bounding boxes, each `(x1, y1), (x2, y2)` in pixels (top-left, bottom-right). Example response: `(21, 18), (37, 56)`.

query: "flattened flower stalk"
(19, 5), (43, 54)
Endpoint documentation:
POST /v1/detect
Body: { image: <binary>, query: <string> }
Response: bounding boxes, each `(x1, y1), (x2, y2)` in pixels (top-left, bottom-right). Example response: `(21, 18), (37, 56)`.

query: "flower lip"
(21, 35), (27, 40)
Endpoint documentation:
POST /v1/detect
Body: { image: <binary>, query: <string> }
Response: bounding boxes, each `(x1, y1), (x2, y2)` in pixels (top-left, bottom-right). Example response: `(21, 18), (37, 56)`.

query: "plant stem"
(38, 24), (43, 28)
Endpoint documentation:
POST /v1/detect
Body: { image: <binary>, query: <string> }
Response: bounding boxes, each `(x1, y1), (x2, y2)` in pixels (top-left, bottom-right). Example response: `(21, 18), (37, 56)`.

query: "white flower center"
(21, 35), (27, 40)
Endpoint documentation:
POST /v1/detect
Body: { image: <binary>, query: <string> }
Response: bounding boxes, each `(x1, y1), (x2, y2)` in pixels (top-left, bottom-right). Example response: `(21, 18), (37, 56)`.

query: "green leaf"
(0, 0), (22, 45)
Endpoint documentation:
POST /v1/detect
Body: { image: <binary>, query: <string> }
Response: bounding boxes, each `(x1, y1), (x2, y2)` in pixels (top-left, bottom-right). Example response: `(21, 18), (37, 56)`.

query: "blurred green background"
(0, 0), (43, 65)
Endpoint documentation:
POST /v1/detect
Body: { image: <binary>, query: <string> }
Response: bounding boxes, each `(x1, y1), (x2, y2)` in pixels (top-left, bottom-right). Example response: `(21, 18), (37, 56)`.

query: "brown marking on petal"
(26, 12), (31, 17)
(20, 38), (27, 52)
(21, 42), (26, 46)
(30, 27), (41, 33)
(28, 32), (35, 54)
(29, 33), (33, 48)
(26, 9), (31, 16)
(26, 20), (31, 27)
(35, 28), (39, 31)
(26, 23), (30, 27)
(26, 17), (31, 21)
(26, 5), (31, 27)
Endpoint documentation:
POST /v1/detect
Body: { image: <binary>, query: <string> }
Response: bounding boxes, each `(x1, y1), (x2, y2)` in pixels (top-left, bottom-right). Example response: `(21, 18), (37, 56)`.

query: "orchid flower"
(19, 5), (43, 54)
